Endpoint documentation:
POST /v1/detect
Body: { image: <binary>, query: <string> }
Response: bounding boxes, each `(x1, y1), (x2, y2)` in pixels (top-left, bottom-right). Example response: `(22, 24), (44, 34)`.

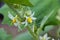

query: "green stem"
(27, 27), (38, 40)
(36, 26), (43, 36)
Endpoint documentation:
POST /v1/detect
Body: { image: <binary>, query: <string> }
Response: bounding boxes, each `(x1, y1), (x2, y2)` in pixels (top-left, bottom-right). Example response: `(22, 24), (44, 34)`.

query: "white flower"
(8, 11), (22, 30)
(8, 11), (20, 27)
(39, 33), (50, 40)
(22, 12), (36, 26)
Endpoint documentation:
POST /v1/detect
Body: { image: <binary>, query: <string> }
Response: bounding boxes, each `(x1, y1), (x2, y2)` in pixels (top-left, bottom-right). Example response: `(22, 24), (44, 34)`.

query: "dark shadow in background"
(0, 0), (4, 8)
(0, 13), (4, 24)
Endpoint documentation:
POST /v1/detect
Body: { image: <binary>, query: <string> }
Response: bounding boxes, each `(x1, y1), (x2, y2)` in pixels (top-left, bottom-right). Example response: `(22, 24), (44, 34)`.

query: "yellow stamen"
(27, 17), (32, 23)
(12, 15), (18, 23)
(12, 18), (16, 23)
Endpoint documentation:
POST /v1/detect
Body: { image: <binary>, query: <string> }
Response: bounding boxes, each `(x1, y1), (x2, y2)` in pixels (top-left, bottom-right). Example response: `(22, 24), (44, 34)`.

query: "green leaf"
(37, 25), (54, 35)
(1, 0), (60, 26)
(14, 31), (34, 40)
(44, 25), (54, 32)
(4, 0), (33, 7)
(0, 4), (16, 26)
(40, 9), (56, 27)
(30, 0), (59, 26)
(0, 28), (12, 40)
(36, 8), (57, 35)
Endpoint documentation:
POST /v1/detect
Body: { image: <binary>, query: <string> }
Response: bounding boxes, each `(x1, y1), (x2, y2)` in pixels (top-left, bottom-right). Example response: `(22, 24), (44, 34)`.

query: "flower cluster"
(8, 4), (60, 40)
(8, 6), (36, 30)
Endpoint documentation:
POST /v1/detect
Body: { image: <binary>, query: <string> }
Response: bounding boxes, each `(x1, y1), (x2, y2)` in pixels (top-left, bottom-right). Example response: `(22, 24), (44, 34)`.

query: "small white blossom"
(39, 33), (50, 40)
(8, 12), (14, 20)
(8, 11), (22, 30)
(22, 12), (36, 26)
(8, 11), (20, 27)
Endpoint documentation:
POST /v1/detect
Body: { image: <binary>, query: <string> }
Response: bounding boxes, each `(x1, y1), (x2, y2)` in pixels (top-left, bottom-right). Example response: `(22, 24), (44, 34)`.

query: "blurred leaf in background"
(0, 4), (17, 26)
(4, 0), (33, 7)
(30, 0), (59, 26)
(0, 0), (60, 40)
(14, 31), (34, 40)
(1, 0), (60, 27)
(0, 28), (12, 40)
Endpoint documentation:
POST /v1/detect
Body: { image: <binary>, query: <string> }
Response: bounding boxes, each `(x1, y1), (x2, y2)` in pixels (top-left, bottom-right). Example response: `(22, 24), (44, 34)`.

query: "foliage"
(0, 0), (60, 40)
(0, 28), (12, 40)
(4, 0), (33, 7)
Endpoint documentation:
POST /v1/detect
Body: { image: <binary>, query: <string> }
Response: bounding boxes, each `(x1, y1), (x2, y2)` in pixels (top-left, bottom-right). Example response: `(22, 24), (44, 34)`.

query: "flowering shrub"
(0, 0), (60, 40)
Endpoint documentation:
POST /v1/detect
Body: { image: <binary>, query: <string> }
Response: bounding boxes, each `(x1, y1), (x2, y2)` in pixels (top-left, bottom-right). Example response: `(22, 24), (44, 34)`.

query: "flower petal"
(24, 20), (28, 26)
(14, 19), (20, 27)
(31, 12), (35, 17)
(22, 22), (26, 24)
(44, 33), (48, 38)
(8, 11), (14, 20)
(32, 17), (36, 20)
(26, 16), (28, 18)
(52, 38), (55, 40)
(14, 23), (18, 27)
